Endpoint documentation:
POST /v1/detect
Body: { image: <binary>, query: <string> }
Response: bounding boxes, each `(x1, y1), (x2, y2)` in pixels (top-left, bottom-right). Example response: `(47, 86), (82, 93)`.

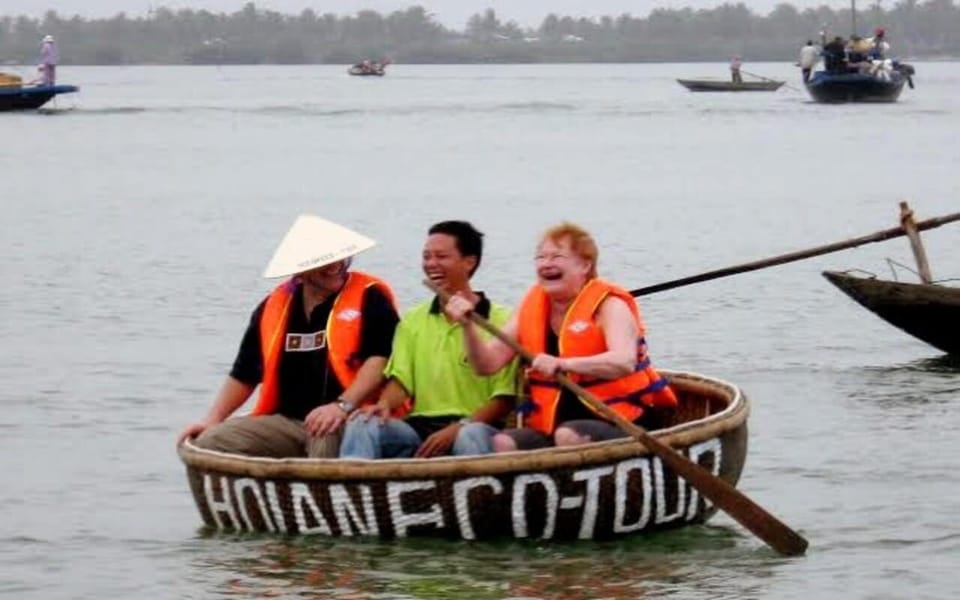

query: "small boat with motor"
(804, 63), (912, 103)
(804, 4), (915, 103)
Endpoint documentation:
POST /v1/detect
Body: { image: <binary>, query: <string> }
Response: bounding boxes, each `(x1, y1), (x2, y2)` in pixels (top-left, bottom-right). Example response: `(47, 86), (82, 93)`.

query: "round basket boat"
(178, 370), (749, 540)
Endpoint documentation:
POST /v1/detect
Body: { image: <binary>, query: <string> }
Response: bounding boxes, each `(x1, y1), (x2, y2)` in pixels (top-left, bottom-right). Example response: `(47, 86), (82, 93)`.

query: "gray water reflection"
(846, 356), (960, 407)
(187, 528), (786, 599)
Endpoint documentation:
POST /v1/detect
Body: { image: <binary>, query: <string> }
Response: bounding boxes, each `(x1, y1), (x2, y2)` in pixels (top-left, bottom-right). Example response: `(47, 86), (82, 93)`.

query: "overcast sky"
(4, 1), (840, 29)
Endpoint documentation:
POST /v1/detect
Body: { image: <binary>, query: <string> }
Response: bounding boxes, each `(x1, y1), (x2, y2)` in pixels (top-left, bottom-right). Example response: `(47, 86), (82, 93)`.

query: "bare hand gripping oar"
(424, 279), (809, 557)
(631, 209), (960, 297)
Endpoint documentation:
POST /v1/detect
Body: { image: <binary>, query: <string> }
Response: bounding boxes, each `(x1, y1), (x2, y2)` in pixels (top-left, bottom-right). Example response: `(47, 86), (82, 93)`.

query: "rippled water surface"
(2, 63), (959, 599)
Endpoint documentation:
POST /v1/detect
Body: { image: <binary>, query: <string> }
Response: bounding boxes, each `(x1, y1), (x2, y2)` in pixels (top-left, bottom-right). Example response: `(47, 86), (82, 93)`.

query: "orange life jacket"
(252, 271), (397, 415)
(516, 278), (677, 435)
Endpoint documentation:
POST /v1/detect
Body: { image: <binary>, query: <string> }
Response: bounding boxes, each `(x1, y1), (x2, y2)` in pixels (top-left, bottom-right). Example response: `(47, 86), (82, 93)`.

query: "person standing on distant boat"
(799, 40), (819, 82)
(177, 215), (400, 458)
(846, 35), (872, 70)
(823, 36), (847, 73)
(869, 27), (890, 60)
(730, 56), (744, 83)
(38, 35), (57, 86)
(339, 220), (519, 459)
(444, 222), (677, 452)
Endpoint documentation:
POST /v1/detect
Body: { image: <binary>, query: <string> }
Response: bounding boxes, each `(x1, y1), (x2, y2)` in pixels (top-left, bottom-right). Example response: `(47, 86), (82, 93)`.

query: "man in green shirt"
(340, 221), (518, 458)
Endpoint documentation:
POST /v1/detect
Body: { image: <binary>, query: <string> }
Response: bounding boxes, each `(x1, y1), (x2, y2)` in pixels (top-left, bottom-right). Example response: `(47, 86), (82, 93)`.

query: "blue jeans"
(339, 418), (497, 459)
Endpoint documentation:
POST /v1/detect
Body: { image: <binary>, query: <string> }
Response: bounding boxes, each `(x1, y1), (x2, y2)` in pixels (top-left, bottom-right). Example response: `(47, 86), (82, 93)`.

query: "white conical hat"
(262, 215), (376, 279)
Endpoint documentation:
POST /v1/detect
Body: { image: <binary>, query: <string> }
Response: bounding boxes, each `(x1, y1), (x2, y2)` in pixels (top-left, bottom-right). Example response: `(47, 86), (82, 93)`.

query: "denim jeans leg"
(378, 419), (422, 458)
(340, 418), (421, 459)
(452, 422), (498, 456)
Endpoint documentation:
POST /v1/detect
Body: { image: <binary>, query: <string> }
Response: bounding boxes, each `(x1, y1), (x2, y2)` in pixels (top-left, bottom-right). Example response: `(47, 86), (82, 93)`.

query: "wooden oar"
(631, 209), (960, 297)
(742, 69), (780, 84)
(424, 279), (809, 557)
(741, 69), (802, 91)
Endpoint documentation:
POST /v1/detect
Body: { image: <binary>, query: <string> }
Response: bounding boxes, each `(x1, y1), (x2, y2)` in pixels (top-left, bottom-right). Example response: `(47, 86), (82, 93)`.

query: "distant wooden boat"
(179, 370), (749, 540)
(348, 61), (387, 77)
(677, 79), (784, 92)
(0, 83), (79, 111)
(822, 271), (960, 355)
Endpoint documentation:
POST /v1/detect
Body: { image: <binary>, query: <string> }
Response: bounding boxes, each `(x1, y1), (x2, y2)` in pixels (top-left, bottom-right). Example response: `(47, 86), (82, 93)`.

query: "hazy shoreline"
(3, 3), (958, 65)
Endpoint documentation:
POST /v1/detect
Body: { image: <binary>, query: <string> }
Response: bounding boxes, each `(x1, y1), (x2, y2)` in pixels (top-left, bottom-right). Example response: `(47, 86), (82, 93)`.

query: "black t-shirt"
(545, 326), (597, 424)
(230, 283), (399, 420)
(545, 324), (654, 428)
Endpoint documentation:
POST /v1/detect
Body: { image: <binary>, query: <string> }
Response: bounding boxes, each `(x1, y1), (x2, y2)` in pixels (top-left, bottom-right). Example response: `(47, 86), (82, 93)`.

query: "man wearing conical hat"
(177, 215), (400, 458)
(39, 34), (58, 86)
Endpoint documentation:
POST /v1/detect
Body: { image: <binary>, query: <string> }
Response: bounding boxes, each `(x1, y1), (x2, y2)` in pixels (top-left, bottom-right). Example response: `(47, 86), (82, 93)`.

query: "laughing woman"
(443, 222), (677, 451)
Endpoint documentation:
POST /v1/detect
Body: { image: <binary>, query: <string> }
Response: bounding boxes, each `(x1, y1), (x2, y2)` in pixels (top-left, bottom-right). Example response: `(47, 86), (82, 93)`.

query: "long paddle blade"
(556, 371), (808, 556)
(631, 210), (960, 297)
(424, 279), (809, 556)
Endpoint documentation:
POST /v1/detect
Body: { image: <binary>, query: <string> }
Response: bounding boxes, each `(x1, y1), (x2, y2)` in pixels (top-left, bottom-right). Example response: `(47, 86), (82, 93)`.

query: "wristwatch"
(336, 398), (356, 414)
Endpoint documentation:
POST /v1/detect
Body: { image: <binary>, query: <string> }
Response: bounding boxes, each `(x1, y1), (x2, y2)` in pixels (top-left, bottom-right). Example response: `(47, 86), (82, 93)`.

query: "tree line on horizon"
(1, 1), (959, 65)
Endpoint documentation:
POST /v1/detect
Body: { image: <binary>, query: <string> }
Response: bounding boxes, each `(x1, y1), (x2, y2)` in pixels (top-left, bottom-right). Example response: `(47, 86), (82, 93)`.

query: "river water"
(2, 63), (958, 599)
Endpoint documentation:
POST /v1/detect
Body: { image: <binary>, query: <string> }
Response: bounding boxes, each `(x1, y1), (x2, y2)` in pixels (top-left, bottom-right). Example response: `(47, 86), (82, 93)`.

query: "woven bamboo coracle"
(179, 370), (748, 540)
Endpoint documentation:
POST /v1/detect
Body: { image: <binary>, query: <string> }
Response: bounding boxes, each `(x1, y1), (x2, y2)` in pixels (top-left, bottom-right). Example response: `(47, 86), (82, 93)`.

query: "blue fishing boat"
(0, 83), (79, 111)
(804, 0), (914, 103)
(805, 68), (907, 103)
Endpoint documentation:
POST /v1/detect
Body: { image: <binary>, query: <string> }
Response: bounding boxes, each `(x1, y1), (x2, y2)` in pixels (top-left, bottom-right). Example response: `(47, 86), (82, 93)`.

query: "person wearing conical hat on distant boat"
(340, 221), (519, 459)
(177, 215), (400, 458)
(38, 34), (58, 86)
(846, 35), (873, 71)
(444, 222), (677, 451)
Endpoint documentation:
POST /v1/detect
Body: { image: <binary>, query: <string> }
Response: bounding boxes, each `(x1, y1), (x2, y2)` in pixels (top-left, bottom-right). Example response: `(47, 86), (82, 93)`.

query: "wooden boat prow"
(179, 370), (749, 540)
(822, 270), (960, 355)
(822, 201), (960, 355)
(0, 82), (79, 111)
